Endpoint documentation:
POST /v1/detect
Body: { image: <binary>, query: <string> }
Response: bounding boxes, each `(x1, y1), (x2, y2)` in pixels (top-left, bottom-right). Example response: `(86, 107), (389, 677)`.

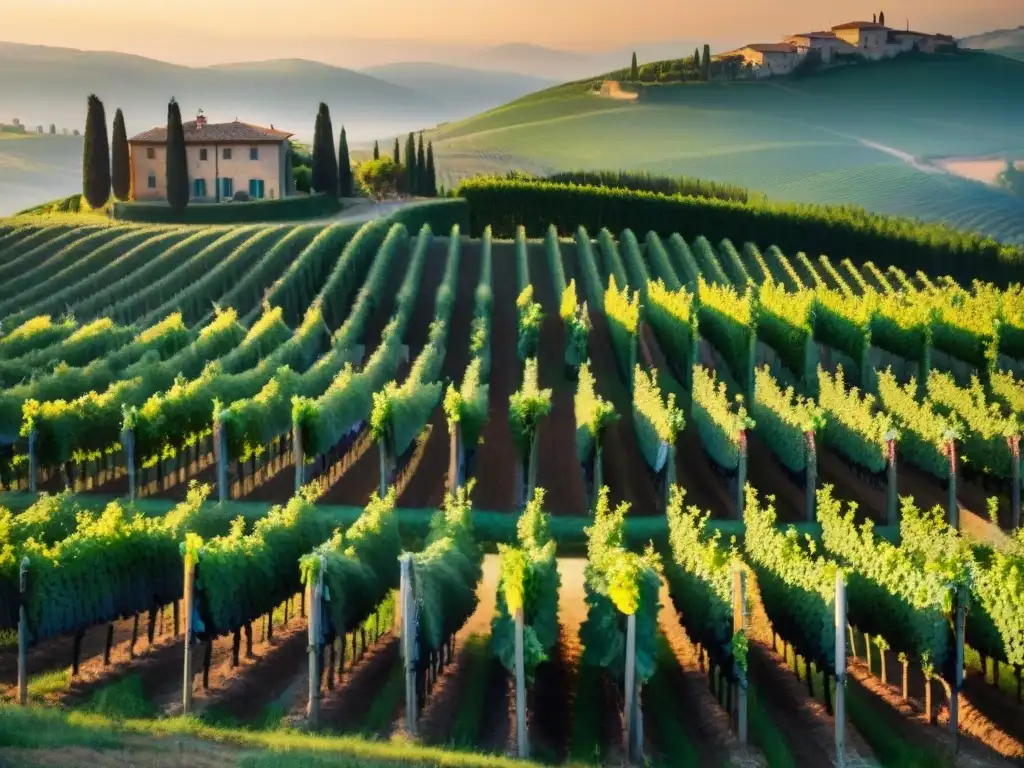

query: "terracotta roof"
(790, 31), (838, 39)
(129, 120), (293, 144)
(745, 43), (798, 54)
(832, 21), (887, 30)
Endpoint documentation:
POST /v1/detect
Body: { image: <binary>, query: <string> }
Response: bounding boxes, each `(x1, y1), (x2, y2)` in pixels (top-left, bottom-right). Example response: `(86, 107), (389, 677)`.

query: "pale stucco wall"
(130, 142), (286, 202)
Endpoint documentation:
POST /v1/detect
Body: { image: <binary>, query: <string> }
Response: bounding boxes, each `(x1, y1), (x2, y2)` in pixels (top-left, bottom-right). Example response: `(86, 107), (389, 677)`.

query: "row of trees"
(82, 94), (131, 209)
(628, 45), (713, 83)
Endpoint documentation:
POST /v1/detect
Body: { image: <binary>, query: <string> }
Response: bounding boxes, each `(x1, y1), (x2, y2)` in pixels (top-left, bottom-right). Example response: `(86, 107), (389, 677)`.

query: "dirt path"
(320, 238), (449, 506)
(399, 238), (481, 510)
(746, 576), (877, 767)
(471, 241), (518, 513)
(529, 242), (588, 517)
(657, 582), (761, 767)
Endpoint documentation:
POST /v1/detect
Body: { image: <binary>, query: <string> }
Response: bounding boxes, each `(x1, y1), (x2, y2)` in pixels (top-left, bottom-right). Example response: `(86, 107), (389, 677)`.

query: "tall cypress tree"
(393, 137), (400, 165)
(426, 141), (437, 197)
(165, 98), (189, 211)
(702, 44), (712, 81)
(313, 103), (338, 195)
(630, 52), (638, 80)
(373, 140), (380, 160)
(879, 10), (885, 26)
(694, 48), (701, 69)
(404, 132), (416, 195)
(416, 134), (426, 197)
(337, 125), (353, 197)
(311, 108), (325, 193)
(110, 107), (131, 201)
(82, 94), (111, 209)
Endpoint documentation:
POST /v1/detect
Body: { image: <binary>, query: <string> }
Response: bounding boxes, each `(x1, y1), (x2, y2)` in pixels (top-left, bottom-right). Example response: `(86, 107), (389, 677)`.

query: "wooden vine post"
(526, 431), (540, 504)
(944, 431), (958, 531)
(885, 430), (898, 526)
(306, 555), (326, 727)
(514, 607), (528, 758)
(27, 429), (37, 494)
(623, 611), (640, 764)
(1009, 435), (1021, 530)
(378, 437), (391, 498)
(951, 585), (967, 751)
(121, 428), (136, 500)
(834, 570), (848, 764)
(214, 413), (229, 503)
(17, 557), (28, 706)
(399, 554), (418, 734)
(736, 429), (748, 520)
(805, 430), (818, 523)
(182, 547), (197, 715)
(732, 564), (748, 744)
(292, 422), (305, 492)
(447, 421), (463, 493)
(592, 442), (604, 514)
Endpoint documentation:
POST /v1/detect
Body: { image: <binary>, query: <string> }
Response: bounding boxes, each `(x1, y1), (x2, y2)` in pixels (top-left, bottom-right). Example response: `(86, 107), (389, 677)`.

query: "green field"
(426, 53), (1024, 244)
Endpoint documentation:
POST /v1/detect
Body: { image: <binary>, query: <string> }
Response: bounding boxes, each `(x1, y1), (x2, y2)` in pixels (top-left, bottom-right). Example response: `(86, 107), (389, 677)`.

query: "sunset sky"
(2, 0), (1018, 66)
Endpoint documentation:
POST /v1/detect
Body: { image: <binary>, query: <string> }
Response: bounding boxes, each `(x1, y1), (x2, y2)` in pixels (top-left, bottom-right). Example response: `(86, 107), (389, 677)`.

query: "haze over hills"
(959, 26), (1024, 60)
(0, 41), (557, 143)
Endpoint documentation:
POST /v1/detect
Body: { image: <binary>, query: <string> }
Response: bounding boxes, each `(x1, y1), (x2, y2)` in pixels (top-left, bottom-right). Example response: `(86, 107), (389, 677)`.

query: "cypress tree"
(694, 48), (701, 69)
(416, 134), (426, 197)
(630, 52), (638, 81)
(311, 108), (325, 192)
(373, 140), (380, 160)
(165, 98), (189, 211)
(879, 11), (885, 26)
(110, 107), (131, 201)
(314, 103), (338, 195)
(404, 132), (416, 195)
(393, 137), (400, 165)
(337, 125), (353, 197)
(702, 45), (712, 81)
(82, 94), (111, 209)
(426, 141), (437, 197)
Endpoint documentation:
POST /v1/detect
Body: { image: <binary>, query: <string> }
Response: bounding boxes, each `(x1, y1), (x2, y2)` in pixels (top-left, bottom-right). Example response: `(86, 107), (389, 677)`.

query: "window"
(146, 147), (155, 159)
(193, 178), (207, 198)
(147, 175), (156, 189)
(223, 148), (232, 160)
(221, 178), (234, 199)
(248, 179), (265, 199)
(250, 147), (259, 161)
(199, 148), (208, 161)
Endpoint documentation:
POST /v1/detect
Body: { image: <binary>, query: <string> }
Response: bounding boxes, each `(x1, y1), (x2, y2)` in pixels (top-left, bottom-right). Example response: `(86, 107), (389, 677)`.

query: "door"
(249, 179), (265, 199)
(193, 178), (206, 199)
(221, 178), (233, 200)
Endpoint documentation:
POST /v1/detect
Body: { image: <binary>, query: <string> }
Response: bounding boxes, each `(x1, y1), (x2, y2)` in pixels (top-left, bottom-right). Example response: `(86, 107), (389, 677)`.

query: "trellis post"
(27, 430), (37, 494)
(1009, 435), (1020, 530)
(835, 571), (847, 765)
(951, 585), (966, 750)
(514, 607), (528, 758)
(736, 430), (748, 520)
(885, 431), (898, 526)
(17, 557), (29, 705)
(805, 430), (817, 523)
(293, 423), (305, 492)
(214, 413), (228, 503)
(732, 565), (748, 744)
(624, 612), (641, 763)
(182, 554), (196, 714)
(306, 555), (325, 727)
(121, 428), (136, 500)
(447, 422), (463, 493)
(400, 554), (418, 734)
(945, 431), (958, 531)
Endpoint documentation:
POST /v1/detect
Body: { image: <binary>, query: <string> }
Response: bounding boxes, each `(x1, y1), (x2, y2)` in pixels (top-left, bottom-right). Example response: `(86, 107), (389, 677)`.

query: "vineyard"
(1, 205), (1023, 767)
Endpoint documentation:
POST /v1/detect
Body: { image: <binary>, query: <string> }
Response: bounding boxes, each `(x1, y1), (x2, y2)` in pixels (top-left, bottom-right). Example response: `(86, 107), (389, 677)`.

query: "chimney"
(196, 109), (206, 130)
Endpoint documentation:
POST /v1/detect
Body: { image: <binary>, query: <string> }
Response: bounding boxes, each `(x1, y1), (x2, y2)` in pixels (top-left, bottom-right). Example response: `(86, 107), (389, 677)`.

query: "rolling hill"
(422, 52), (1024, 244)
(960, 27), (1024, 60)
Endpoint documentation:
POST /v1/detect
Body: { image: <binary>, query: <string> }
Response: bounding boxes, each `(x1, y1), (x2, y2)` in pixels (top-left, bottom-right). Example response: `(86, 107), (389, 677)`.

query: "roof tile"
(129, 120), (293, 143)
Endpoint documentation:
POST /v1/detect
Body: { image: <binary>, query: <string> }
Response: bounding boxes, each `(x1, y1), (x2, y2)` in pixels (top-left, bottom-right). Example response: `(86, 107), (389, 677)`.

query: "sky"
(1, 0), (1020, 66)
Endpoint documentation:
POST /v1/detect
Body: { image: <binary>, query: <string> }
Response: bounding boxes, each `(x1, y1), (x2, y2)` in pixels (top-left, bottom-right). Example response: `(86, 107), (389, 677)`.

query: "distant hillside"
(960, 26), (1024, 60)
(0, 42), (555, 143)
(426, 53), (1024, 244)
(358, 62), (554, 119)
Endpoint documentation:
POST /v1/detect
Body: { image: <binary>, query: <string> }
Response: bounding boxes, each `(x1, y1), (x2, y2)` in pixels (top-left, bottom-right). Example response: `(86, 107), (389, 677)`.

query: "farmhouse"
(723, 14), (957, 77)
(127, 112), (294, 202)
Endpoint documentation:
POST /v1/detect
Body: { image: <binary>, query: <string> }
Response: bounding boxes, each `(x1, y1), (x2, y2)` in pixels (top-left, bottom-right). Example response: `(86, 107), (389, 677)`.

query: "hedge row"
(387, 198), (470, 236)
(456, 178), (1023, 285)
(111, 193), (341, 224)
